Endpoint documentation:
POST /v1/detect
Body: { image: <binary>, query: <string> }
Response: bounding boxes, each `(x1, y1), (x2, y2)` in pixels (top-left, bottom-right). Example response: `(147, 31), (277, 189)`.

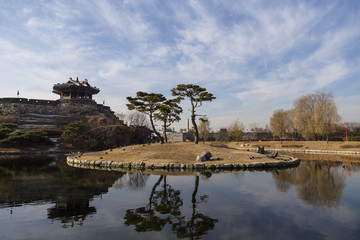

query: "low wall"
(0, 98), (59, 106)
(0, 97), (116, 116)
(239, 148), (360, 156)
(66, 155), (300, 173)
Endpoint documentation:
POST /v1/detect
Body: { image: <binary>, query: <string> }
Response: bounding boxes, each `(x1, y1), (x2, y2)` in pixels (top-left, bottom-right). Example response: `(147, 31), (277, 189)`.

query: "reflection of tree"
(112, 172), (149, 191)
(172, 176), (218, 239)
(272, 161), (346, 208)
(0, 155), (124, 227)
(124, 174), (218, 238)
(124, 175), (183, 231)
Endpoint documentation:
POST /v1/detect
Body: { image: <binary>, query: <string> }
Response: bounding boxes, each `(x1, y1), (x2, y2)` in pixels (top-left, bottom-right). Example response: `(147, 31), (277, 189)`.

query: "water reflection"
(113, 172), (149, 190)
(272, 161), (346, 208)
(125, 175), (218, 238)
(0, 155), (125, 227)
(1, 155), (360, 239)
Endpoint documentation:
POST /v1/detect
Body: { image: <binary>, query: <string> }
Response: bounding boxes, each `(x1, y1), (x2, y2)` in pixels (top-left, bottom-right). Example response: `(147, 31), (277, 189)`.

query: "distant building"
(166, 131), (193, 142)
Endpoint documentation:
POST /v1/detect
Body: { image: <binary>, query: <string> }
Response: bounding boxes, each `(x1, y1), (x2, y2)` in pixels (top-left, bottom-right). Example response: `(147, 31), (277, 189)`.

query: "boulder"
(196, 151), (212, 161)
(256, 146), (265, 154)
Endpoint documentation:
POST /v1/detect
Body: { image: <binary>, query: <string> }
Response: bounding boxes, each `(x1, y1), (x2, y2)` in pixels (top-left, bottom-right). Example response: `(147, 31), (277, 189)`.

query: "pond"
(0, 155), (360, 240)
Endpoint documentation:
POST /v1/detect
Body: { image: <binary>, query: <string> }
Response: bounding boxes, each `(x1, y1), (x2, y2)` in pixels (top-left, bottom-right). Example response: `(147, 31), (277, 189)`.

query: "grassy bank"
(230, 140), (360, 152)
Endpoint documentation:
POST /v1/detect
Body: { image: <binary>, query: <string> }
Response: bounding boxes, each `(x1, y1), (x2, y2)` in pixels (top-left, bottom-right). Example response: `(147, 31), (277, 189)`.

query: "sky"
(0, 0), (359, 131)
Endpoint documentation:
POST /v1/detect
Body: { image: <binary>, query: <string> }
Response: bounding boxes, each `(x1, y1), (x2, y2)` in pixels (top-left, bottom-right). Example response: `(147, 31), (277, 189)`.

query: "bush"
(0, 130), (50, 146)
(0, 123), (17, 139)
(61, 121), (86, 145)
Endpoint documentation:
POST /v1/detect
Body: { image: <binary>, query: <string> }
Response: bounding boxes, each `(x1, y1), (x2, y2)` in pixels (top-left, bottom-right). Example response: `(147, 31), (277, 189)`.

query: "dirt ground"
(77, 142), (288, 165)
(76, 141), (359, 165)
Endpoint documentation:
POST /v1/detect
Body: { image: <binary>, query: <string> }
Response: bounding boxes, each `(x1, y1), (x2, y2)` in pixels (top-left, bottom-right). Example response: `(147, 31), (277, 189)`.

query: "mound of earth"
(77, 142), (293, 166)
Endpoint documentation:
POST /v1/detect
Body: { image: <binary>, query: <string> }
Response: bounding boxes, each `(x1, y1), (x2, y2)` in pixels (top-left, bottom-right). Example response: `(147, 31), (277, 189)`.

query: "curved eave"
(52, 84), (100, 94)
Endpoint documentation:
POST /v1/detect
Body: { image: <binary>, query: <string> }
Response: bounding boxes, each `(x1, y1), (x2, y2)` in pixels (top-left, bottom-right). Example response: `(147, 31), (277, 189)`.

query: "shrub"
(0, 130), (50, 146)
(0, 123), (17, 139)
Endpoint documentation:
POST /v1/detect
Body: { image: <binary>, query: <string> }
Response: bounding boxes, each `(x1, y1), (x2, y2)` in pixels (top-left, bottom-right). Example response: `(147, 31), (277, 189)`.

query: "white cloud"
(0, 0), (359, 130)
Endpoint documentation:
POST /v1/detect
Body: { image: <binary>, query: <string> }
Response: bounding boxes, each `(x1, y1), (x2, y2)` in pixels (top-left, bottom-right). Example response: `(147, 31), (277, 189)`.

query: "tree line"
(126, 84), (215, 144)
(123, 89), (358, 143)
(212, 90), (358, 143)
(270, 90), (342, 143)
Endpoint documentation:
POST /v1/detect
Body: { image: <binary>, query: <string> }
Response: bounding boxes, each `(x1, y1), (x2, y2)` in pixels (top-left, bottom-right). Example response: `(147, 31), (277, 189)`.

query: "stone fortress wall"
(0, 97), (119, 130)
(0, 98), (113, 115)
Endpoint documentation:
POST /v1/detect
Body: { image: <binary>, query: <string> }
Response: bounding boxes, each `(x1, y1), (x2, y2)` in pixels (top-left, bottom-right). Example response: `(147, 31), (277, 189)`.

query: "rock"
(256, 146), (265, 154)
(266, 151), (278, 158)
(193, 163), (205, 169)
(196, 151), (212, 161)
(271, 151), (278, 158)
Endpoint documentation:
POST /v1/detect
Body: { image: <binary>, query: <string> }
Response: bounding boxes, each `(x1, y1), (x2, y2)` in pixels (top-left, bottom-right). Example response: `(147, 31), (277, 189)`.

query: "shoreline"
(0, 149), (73, 156)
(1, 148), (359, 156)
(66, 155), (301, 173)
(236, 148), (360, 156)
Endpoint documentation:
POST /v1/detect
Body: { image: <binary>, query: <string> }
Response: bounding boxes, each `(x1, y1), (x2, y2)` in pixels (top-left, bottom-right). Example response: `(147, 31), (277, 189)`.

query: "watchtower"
(52, 77), (100, 100)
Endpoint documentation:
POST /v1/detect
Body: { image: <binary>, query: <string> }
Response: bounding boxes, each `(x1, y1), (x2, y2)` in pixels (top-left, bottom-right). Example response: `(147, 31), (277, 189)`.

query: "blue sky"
(0, 0), (359, 131)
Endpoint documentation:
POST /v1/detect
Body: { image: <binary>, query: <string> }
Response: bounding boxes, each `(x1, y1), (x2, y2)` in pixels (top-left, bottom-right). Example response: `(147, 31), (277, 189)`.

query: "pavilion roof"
(53, 77), (100, 95)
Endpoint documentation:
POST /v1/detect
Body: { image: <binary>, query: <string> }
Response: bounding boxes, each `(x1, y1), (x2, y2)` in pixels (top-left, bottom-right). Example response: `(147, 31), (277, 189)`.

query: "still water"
(0, 155), (359, 240)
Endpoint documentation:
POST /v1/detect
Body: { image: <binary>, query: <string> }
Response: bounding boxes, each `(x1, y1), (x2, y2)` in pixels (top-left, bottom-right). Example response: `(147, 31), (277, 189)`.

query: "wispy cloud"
(0, 0), (359, 129)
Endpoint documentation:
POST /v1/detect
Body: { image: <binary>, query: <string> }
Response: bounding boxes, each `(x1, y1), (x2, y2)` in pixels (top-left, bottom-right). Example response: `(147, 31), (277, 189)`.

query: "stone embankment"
(66, 155), (300, 173)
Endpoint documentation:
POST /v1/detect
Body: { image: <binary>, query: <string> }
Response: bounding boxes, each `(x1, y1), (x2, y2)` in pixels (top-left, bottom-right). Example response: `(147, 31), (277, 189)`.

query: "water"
(0, 155), (360, 239)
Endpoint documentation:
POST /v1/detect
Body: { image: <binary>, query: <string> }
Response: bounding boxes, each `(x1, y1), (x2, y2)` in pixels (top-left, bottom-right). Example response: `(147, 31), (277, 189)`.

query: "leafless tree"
(248, 122), (263, 140)
(126, 111), (150, 127)
(291, 93), (317, 140)
(227, 119), (245, 141)
(115, 112), (127, 123)
(115, 111), (149, 127)
(270, 109), (293, 144)
(313, 91), (341, 142)
(291, 90), (341, 141)
(198, 117), (211, 141)
(343, 122), (360, 140)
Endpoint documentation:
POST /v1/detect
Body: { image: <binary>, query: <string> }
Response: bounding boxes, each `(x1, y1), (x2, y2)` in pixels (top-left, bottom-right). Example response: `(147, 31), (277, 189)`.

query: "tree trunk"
(192, 114), (199, 144)
(192, 176), (199, 210)
(162, 121), (168, 143)
(191, 101), (199, 144)
(149, 175), (163, 210)
(149, 113), (164, 143)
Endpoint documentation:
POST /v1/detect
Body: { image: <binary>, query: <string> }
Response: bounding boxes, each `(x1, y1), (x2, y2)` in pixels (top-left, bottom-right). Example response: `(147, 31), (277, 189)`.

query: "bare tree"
(115, 112), (127, 123)
(270, 109), (293, 144)
(127, 111), (150, 127)
(313, 91), (341, 142)
(343, 122), (360, 140)
(227, 119), (245, 141)
(198, 117), (211, 141)
(116, 111), (150, 127)
(291, 93), (317, 140)
(248, 122), (262, 140)
(291, 90), (341, 141)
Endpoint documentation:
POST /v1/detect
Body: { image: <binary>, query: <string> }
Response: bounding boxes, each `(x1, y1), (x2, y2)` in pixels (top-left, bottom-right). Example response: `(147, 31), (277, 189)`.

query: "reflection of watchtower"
(52, 77), (100, 100)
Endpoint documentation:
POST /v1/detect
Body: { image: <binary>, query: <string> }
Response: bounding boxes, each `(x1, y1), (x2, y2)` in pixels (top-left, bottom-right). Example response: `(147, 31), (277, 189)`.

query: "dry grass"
(289, 153), (360, 163)
(78, 142), (285, 165)
(231, 141), (360, 151)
